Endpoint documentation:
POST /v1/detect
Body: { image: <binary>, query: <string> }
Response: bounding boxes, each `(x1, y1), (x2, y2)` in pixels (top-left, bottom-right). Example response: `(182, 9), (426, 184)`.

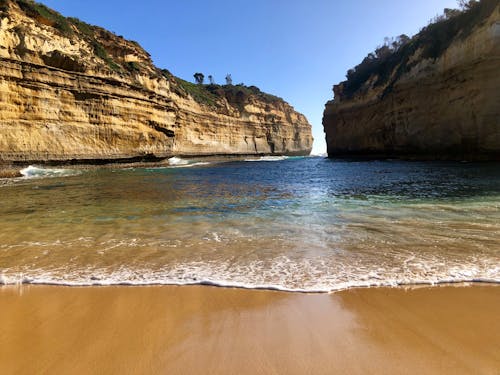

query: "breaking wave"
(167, 157), (211, 168)
(244, 156), (289, 162)
(168, 156), (189, 166)
(0, 247), (498, 293)
(20, 166), (81, 179)
(0, 271), (498, 293)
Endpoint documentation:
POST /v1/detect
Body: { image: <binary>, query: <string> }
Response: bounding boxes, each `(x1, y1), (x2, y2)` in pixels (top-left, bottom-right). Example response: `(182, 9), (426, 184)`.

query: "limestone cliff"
(323, 0), (499, 160)
(0, 0), (312, 164)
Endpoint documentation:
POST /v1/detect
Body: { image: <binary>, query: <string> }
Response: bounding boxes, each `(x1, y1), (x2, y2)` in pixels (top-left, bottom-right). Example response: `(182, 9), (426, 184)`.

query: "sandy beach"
(0, 284), (498, 375)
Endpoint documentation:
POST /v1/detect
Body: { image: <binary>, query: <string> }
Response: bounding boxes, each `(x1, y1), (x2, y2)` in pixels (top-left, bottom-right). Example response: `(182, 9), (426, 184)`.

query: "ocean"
(0, 156), (499, 292)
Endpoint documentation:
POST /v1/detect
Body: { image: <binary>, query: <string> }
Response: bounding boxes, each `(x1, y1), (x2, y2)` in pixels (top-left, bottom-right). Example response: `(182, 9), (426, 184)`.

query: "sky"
(38, 0), (459, 154)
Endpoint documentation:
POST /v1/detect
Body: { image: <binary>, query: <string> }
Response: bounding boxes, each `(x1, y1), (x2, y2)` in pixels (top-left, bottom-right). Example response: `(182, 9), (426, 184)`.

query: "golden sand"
(0, 285), (498, 375)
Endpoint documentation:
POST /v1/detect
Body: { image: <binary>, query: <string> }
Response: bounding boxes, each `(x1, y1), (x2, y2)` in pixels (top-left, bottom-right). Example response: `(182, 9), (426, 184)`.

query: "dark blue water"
(0, 157), (499, 291)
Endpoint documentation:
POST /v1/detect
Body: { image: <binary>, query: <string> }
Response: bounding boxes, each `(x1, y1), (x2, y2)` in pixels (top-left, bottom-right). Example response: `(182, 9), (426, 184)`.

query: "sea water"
(0, 157), (499, 292)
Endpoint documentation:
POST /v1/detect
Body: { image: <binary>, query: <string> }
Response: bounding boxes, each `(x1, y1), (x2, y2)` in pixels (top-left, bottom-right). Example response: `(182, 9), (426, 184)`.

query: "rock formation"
(0, 0), (313, 164)
(323, 0), (499, 160)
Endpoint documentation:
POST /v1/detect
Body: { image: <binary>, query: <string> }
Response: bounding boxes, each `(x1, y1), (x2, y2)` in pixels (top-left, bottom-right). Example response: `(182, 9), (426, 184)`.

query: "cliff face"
(0, 1), (312, 163)
(323, 1), (499, 160)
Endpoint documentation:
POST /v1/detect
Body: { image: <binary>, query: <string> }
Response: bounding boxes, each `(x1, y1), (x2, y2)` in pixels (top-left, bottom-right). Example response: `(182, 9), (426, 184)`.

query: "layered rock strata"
(323, 1), (499, 160)
(0, 1), (312, 163)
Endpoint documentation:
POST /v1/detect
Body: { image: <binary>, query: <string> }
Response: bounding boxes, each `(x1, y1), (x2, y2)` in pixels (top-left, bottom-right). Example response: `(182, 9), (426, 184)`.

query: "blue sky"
(38, 0), (458, 154)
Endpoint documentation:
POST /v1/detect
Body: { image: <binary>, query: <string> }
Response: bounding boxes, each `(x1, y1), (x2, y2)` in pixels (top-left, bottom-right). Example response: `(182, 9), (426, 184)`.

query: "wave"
(309, 152), (328, 158)
(178, 162), (212, 168)
(20, 166), (81, 179)
(166, 157), (212, 168)
(244, 156), (289, 162)
(168, 156), (189, 166)
(0, 273), (498, 293)
(1, 253), (498, 293)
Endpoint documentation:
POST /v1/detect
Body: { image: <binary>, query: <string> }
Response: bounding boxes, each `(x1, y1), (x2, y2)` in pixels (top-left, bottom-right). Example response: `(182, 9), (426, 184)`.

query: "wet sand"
(0, 285), (498, 375)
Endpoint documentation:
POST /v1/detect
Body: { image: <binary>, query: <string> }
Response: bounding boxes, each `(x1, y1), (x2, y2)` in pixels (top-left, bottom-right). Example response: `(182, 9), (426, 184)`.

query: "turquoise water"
(0, 157), (499, 292)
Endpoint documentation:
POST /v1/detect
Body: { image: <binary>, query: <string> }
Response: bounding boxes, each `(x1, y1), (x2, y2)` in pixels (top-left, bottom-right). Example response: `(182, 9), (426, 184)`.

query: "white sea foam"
(1, 273), (498, 293)
(309, 152), (327, 158)
(165, 157), (211, 168)
(1, 253), (498, 293)
(244, 156), (288, 162)
(177, 161), (211, 168)
(168, 157), (189, 166)
(20, 165), (80, 179)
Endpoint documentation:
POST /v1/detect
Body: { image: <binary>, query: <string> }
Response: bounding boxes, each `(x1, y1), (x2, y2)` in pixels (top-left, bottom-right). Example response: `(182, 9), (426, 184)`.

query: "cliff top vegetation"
(0, 0), (138, 72)
(0, 0), (284, 110)
(170, 74), (284, 109)
(336, 0), (498, 101)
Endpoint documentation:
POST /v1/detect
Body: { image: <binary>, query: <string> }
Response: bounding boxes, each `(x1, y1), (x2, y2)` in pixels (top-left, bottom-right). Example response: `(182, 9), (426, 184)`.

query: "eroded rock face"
(323, 2), (499, 160)
(0, 1), (312, 163)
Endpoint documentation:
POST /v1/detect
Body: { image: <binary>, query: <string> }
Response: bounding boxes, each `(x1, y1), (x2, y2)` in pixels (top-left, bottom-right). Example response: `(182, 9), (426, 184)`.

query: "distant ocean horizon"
(1, 157), (499, 292)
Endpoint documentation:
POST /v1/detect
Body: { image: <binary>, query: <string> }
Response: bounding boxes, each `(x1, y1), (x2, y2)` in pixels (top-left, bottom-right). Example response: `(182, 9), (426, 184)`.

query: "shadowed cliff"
(323, 0), (499, 160)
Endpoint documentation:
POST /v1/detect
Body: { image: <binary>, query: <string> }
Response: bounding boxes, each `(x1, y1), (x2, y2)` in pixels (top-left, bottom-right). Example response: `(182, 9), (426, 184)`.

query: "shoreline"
(0, 152), (311, 179)
(1, 284), (498, 374)
(0, 279), (498, 293)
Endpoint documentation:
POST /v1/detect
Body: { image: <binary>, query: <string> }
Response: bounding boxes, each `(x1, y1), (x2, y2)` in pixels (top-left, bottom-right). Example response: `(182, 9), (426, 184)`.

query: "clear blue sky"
(39, 0), (458, 154)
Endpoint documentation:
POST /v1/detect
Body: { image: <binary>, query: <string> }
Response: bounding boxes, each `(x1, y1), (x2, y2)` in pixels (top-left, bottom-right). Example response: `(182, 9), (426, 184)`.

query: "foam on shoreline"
(1, 271), (497, 293)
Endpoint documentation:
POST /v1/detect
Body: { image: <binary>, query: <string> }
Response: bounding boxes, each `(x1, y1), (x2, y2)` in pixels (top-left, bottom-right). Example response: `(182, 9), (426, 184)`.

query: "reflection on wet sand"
(0, 285), (498, 374)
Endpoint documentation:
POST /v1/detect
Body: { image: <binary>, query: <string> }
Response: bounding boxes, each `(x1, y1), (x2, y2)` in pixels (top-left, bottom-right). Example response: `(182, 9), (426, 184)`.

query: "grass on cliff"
(91, 40), (122, 72)
(0, 0), (9, 13)
(339, 0), (498, 100)
(211, 84), (283, 104)
(171, 76), (284, 109)
(419, 0), (497, 59)
(5, 0), (122, 72)
(174, 78), (220, 107)
(15, 0), (73, 35)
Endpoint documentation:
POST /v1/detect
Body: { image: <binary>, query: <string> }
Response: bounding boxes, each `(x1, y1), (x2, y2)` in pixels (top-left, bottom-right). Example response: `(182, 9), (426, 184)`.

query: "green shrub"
(12, 1), (121, 71)
(172, 76), (284, 108)
(175, 78), (219, 107)
(209, 84), (282, 104)
(126, 61), (140, 72)
(17, 0), (73, 35)
(161, 69), (173, 78)
(68, 16), (93, 37)
(89, 40), (120, 71)
(0, 0), (9, 13)
(340, 0), (497, 100)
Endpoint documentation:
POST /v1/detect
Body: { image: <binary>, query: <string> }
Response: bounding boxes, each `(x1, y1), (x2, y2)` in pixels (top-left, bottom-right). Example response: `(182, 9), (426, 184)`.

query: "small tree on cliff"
(444, 8), (461, 18)
(193, 72), (204, 84)
(457, 0), (478, 10)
